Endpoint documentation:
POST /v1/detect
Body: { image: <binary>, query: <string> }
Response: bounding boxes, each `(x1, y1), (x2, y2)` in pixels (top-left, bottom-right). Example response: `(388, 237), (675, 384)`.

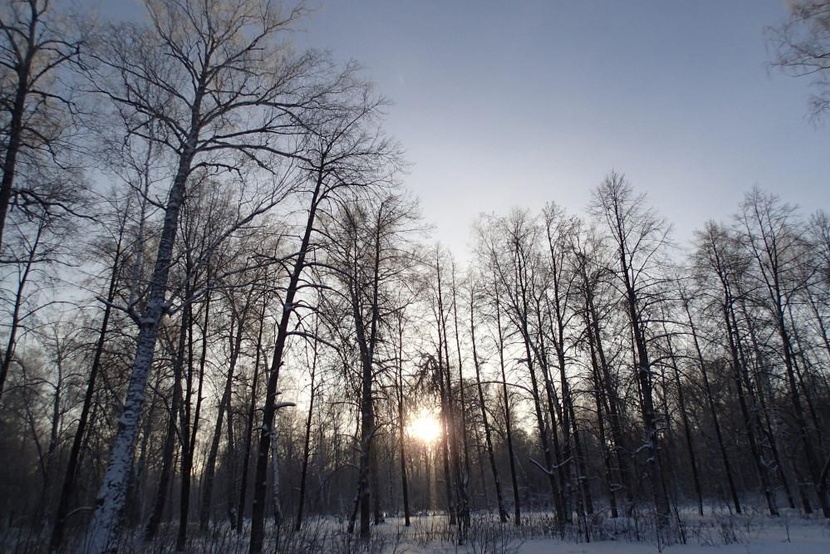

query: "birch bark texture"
(77, 1), (331, 551)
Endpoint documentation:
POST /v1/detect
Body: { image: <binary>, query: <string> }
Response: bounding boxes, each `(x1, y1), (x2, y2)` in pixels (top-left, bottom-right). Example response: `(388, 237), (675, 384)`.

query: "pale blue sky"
(299, 1), (830, 256)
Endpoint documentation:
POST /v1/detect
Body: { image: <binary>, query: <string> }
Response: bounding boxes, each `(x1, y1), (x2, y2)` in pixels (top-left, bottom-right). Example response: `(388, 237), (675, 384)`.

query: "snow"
(511, 546), (796, 553)
(392, 530), (830, 554)
(382, 513), (830, 554)
(16, 511), (826, 553)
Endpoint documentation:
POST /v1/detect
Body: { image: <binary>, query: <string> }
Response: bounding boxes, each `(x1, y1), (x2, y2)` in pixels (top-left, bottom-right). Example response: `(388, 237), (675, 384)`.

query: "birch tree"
(318, 193), (417, 538)
(0, 0), (82, 256)
(50, 189), (135, 550)
(736, 189), (830, 517)
(693, 221), (781, 516)
(590, 172), (673, 527)
(248, 77), (402, 553)
(76, 1), (334, 550)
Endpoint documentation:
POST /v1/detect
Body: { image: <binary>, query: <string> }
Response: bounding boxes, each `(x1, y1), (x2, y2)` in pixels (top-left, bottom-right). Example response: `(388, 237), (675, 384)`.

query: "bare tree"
(468, 276), (509, 523)
(76, 1), (333, 550)
(570, 222), (634, 518)
(316, 192), (418, 538)
(676, 278), (742, 515)
(248, 78), (402, 553)
(0, 156), (79, 399)
(736, 189), (829, 517)
(475, 211), (565, 521)
(693, 220), (781, 516)
(491, 279), (522, 525)
(0, 0), (82, 253)
(542, 203), (593, 521)
(590, 171), (672, 526)
(768, 0), (830, 117)
(50, 190), (134, 551)
(294, 305), (323, 531)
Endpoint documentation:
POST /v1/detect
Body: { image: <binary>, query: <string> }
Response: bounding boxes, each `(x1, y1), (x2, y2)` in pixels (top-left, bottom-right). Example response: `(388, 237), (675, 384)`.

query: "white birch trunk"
(80, 161), (189, 552)
(78, 321), (163, 553)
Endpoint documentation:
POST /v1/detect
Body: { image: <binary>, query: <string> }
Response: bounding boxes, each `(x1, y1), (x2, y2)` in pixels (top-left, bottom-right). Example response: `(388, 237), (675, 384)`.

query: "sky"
(294, 1), (830, 257)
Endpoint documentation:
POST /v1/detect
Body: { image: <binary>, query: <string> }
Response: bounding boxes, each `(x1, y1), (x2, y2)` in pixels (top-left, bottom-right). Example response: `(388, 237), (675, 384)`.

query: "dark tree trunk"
(50, 229), (124, 550)
(0, 0), (40, 256)
(237, 301), (267, 534)
(144, 314), (187, 542)
(176, 289), (210, 551)
(586, 284), (632, 513)
(469, 292), (508, 522)
(395, 316), (412, 526)
(725, 301), (779, 516)
(680, 292), (742, 515)
(446, 266), (470, 541)
(436, 363), (456, 525)
(199, 308), (246, 531)
(295, 332), (319, 532)
(494, 292), (521, 525)
(250, 170), (323, 554)
(663, 330), (704, 516)
(588, 337), (617, 518)
(176, 302), (196, 552)
(737, 296), (797, 511)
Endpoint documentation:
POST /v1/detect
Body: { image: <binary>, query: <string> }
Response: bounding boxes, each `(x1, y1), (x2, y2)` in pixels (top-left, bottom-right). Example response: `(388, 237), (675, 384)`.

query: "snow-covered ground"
(522, 515), (829, 554)
(380, 512), (830, 554)
(6, 511), (828, 553)
(519, 518), (829, 554)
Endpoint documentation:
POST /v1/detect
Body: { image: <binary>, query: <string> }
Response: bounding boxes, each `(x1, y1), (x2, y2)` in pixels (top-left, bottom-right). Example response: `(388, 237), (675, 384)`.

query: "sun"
(407, 409), (442, 445)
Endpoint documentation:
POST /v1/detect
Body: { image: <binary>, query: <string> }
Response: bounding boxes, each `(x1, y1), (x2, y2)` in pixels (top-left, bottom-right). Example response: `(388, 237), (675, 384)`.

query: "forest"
(1, 1), (829, 553)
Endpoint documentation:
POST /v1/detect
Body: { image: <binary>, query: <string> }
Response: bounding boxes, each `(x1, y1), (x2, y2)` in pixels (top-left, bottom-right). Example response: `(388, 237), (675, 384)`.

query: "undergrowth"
(0, 508), (822, 553)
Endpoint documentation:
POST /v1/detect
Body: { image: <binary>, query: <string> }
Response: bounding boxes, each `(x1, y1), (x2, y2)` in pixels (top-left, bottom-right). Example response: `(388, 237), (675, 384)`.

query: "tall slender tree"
(249, 79), (402, 553)
(0, 0), (82, 256)
(590, 172), (672, 526)
(78, 1), (331, 549)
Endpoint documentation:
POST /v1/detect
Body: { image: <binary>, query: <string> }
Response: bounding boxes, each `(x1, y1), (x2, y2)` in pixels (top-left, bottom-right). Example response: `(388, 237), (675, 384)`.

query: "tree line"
(1, 0), (829, 552)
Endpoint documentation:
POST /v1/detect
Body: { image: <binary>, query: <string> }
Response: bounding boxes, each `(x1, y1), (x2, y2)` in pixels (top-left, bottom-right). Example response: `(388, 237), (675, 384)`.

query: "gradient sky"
(297, 1), (830, 257)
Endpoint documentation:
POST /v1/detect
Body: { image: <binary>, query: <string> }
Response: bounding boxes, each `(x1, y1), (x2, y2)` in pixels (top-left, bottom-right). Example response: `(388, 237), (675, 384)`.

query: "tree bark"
(494, 292), (521, 525)
(679, 291), (741, 515)
(51, 236), (122, 550)
(81, 147), (193, 553)
(469, 289), (508, 522)
(249, 169), (323, 554)
(143, 314), (187, 542)
(237, 300), (267, 534)
(199, 308), (246, 531)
